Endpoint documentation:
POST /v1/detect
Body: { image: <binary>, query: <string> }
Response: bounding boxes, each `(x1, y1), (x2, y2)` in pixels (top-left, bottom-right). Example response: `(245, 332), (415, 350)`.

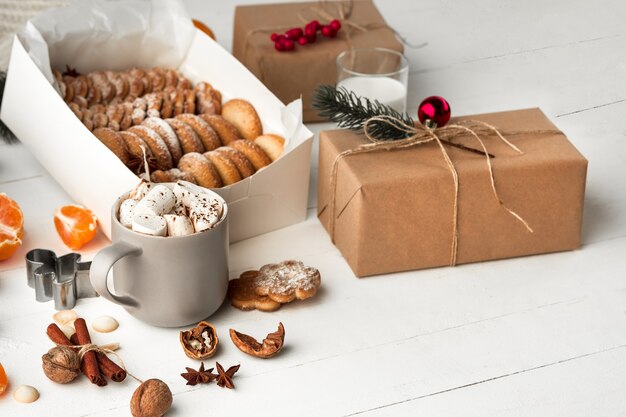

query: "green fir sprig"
(312, 84), (416, 140)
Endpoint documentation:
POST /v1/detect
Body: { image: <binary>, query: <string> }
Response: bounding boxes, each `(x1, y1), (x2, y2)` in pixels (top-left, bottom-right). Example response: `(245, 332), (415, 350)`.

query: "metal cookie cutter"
(26, 249), (99, 310)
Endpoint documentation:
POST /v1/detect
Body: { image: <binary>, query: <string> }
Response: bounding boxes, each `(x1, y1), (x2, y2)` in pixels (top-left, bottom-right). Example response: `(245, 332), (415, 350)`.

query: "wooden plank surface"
(1, 0), (625, 416)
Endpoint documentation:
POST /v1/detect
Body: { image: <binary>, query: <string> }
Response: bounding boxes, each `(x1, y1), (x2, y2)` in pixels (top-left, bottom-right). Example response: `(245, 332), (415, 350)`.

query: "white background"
(1, 0), (625, 415)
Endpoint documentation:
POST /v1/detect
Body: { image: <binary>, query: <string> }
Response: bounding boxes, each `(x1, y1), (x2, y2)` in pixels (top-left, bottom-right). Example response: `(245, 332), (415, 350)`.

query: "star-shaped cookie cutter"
(25, 249), (99, 310)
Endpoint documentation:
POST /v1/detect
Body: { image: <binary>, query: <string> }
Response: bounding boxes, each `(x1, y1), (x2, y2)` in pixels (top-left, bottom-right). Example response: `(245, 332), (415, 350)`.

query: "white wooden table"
(2, 0), (626, 415)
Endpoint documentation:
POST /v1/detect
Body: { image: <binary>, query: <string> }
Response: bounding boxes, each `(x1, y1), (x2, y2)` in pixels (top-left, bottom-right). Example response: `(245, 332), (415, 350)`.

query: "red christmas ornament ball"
(417, 96), (451, 127)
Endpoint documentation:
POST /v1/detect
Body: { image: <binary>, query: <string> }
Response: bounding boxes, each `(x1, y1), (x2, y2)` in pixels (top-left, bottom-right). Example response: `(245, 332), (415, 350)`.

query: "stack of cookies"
(54, 66), (285, 188)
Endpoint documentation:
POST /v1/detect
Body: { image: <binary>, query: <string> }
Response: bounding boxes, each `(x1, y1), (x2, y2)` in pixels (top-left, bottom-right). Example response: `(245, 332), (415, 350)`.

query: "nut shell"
(229, 322), (285, 359)
(180, 321), (218, 360)
(42, 346), (80, 384)
(130, 379), (172, 417)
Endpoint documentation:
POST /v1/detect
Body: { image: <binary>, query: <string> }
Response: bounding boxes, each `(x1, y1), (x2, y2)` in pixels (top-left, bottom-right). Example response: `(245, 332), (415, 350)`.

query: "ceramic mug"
(90, 184), (229, 327)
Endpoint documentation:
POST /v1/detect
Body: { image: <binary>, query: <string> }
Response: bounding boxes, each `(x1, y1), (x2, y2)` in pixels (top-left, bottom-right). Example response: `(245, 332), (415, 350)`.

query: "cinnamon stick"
(73, 318), (106, 387)
(46, 323), (72, 346)
(70, 334), (127, 382)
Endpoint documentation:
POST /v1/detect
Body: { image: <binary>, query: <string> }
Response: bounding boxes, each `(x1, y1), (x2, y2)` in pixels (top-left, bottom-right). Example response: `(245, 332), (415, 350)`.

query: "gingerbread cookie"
(166, 118), (205, 154)
(200, 115), (241, 145)
(176, 114), (221, 151)
(204, 151), (242, 185)
(255, 260), (321, 303)
(228, 139), (271, 171)
(178, 152), (223, 188)
(127, 125), (173, 170)
(93, 128), (130, 165)
(254, 134), (285, 161)
(221, 99), (263, 140)
(142, 117), (183, 164)
(228, 271), (282, 312)
(214, 146), (255, 178)
(151, 168), (196, 184)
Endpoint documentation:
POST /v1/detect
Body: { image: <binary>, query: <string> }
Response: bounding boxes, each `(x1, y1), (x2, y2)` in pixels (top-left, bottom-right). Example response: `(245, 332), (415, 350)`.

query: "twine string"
(326, 116), (555, 265)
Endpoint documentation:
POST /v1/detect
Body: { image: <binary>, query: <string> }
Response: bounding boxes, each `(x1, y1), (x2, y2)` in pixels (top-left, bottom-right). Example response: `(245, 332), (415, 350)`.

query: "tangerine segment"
(54, 205), (99, 250)
(192, 19), (216, 40)
(0, 193), (24, 261)
(0, 362), (8, 395)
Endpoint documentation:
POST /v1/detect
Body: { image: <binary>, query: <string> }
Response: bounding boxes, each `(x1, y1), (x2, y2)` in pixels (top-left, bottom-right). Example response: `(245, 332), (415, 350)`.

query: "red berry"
(309, 20), (321, 30)
(304, 27), (316, 37)
(286, 28), (303, 39)
(298, 36), (308, 46)
(321, 25), (333, 37)
(306, 32), (317, 43)
(329, 28), (338, 38)
(283, 38), (295, 51)
(275, 41), (286, 51)
(330, 20), (341, 31)
(270, 33), (280, 42)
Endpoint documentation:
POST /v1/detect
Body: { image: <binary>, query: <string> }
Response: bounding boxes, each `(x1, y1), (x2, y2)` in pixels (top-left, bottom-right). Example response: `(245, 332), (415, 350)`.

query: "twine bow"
(326, 116), (544, 266)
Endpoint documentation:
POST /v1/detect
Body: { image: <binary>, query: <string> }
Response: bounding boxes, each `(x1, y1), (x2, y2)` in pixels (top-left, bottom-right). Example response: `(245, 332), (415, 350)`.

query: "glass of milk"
(336, 48), (409, 113)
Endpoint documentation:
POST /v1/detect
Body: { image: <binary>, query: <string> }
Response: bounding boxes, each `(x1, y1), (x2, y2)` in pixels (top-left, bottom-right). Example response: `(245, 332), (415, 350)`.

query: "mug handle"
(90, 241), (142, 308)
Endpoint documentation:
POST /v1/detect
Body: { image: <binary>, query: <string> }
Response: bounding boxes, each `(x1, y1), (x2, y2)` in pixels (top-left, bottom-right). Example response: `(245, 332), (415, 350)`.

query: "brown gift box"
(317, 108), (588, 277)
(233, 0), (403, 122)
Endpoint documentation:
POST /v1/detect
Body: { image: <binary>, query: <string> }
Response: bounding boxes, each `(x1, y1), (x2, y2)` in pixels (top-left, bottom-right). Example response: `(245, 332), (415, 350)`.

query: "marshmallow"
(163, 214), (195, 237)
(189, 197), (222, 232)
(119, 199), (137, 228)
(131, 214), (167, 236)
(130, 180), (153, 201)
(134, 185), (176, 216)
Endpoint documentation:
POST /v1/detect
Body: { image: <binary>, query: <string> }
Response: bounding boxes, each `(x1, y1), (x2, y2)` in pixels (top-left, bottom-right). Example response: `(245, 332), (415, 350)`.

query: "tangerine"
(192, 19), (216, 40)
(0, 362), (8, 395)
(0, 193), (24, 261)
(54, 205), (99, 250)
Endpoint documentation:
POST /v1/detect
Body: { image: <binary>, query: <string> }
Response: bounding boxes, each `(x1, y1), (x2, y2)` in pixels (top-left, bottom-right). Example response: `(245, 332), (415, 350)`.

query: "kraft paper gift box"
(0, 0), (313, 242)
(232, 0), (403, 123)
(317, 108), (588, 277)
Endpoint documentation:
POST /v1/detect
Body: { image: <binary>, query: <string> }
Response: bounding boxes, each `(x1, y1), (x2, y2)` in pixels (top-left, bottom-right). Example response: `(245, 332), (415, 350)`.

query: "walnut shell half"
(130, 379), (172, 417)
(180, 321), (218, 360)
(229, 322), (285, 359)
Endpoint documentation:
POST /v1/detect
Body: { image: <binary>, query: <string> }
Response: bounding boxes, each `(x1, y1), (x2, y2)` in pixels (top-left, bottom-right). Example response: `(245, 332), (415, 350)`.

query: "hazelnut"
(131, 379), (172, 417)
(42, 346), (80, 384)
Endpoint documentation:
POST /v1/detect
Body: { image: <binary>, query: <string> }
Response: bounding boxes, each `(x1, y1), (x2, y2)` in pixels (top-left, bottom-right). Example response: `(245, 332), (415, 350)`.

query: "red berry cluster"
(271, 19), (342, 52)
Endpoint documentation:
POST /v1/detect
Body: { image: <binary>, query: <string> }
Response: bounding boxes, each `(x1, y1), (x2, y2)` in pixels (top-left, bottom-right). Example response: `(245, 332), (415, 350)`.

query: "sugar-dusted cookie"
(221, 99), (262, 140)
(254, 134), (285, 161)
(142, 117), (183, 164)
(214, 146), (255, 178)
(255, 260), (321, 304)
(93, 128), (130, 165)
(151, 168), (197, 184)
(228, 139), (271, 171)
(200, 115), (241, 145)
(204, 151), (242, 185)
(176, 114), (221, 151)
(128, 125), (173, 171)
(178, 152), (223, 188)
(166, 118), (205, 154)
(228, 271), (282, 312)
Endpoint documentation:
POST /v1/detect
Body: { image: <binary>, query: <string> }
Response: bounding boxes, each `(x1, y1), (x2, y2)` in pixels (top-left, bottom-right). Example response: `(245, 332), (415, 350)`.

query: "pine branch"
(0, 71), (18, 144)
(312, 84), (416, 140)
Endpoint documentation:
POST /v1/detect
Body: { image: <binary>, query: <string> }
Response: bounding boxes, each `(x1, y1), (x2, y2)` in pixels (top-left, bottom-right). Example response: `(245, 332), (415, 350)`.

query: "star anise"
(63, 65), (81, 77)
(180, 362), (217, 386)
(215, 362), (240, 389)
(127, 153), (159, 175)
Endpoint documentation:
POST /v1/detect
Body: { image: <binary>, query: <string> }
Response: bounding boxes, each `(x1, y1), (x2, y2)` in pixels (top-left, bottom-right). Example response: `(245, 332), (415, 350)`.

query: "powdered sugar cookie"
(255, 260), (321, 303)
(166, 118), (205, 154)
(214, 146), (256, 178)
(178, 152), (223, 188)
(204, 151), (242, 185)
(128, 125), (173, 170)
(200, 115), (241, 145)
(176, 114), (221, 151)
(142, 117), (183, 164)
(151, 168), (196, 184)
(93, 127), (130, 165)
(228, 139), (271, 170)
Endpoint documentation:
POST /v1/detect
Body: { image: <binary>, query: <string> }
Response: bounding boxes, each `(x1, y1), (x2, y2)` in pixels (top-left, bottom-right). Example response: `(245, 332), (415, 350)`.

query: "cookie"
(142, 117), (183, 164)
(128, 125), (174, 170)
(166, 118), (205, 154)
(147, 68), (166, 92)
(200, 115), (241, 145)
(228, 139), (271, 171)
(176, 114), (221, 151)
(150, 168), (197, 184)
(254, 134), (285, 161)
(177, 152), (223, 188)
(221, 99), (262, 140)
(228, 271), (282, 312)
(214, 146), (255, 178)
(204, 151), (242, 185)
(92, 112), (109, 129)
(106, 71), (129, 100)
(93, 128), (130, 165)
(194, 82), (221, 115)
(255, 260), (321, 304)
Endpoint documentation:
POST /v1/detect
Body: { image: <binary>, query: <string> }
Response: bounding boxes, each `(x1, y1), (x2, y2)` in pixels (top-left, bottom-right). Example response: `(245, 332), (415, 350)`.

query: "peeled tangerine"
(0, 193), (24, 261)
(54, 205), (99, 250)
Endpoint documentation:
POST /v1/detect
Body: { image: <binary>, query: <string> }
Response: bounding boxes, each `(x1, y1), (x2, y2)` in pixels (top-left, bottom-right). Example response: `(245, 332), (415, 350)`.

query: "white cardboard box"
(0, 4), (313, 243)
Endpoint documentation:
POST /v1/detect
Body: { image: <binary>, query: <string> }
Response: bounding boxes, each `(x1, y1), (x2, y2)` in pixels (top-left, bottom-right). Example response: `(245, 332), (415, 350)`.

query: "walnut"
(180, 321), (218, 360)
(229, 322), (285, 359)
(41, 346), (80, 384)
(130, 379), (172, 417)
